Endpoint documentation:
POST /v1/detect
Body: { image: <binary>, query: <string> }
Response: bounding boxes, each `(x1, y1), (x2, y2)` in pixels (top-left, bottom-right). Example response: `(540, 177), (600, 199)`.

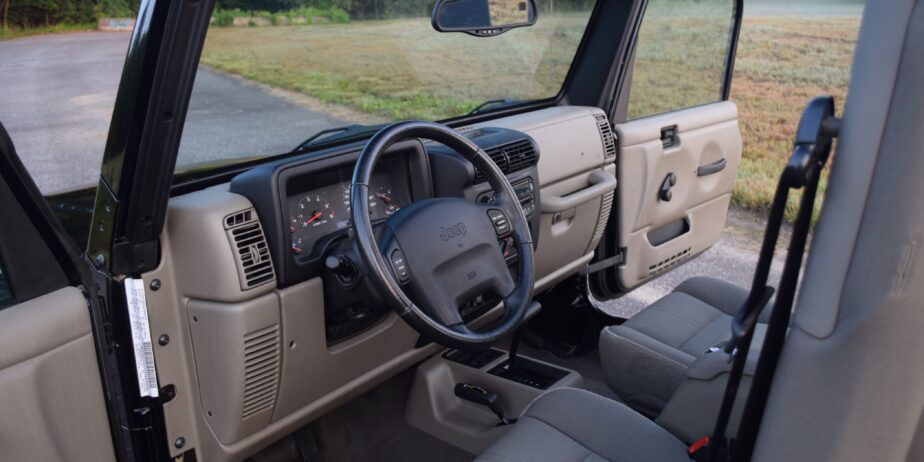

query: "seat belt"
(701, 96), (840, 462)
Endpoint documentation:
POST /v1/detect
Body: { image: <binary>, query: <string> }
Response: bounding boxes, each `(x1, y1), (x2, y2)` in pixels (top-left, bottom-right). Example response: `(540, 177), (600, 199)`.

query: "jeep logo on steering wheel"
(439, 223), (467, 241)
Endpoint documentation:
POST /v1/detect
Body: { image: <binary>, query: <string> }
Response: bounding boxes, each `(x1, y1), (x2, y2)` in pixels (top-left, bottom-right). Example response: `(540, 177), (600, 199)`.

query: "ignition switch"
(325, 254), (359, 287)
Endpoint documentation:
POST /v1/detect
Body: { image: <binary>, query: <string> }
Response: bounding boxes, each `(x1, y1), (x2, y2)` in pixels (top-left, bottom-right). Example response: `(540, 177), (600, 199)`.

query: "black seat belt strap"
(706, 96), (839, 462)
(730, 98), (840, 461)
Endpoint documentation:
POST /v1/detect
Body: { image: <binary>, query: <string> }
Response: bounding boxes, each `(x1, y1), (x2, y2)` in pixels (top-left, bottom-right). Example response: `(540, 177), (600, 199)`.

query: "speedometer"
(375, 186), (400, 217)
(341, 184), (379, 216)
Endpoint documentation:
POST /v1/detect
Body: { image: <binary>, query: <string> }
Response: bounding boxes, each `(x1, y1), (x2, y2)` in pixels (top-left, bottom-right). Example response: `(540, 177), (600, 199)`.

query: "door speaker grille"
(648, 247), (693, 277)
(242, 324), (281, 419)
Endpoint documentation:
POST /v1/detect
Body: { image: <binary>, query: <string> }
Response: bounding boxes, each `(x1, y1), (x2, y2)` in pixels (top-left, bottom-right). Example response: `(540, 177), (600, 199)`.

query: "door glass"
(0, 31), (132, 194)
(627, 0), (735, 119)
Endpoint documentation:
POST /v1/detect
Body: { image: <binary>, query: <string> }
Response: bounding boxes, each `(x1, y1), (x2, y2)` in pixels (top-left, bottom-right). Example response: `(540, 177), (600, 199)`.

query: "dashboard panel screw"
(94, 254), (105, 267)
(150, 279), (161, 291)
(174, 437), (185, 449)
(158, 334), (169, 346)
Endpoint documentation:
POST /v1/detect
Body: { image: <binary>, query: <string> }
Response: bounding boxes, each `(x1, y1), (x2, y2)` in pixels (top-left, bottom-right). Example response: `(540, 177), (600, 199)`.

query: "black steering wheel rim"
(351, 121), (535, 349)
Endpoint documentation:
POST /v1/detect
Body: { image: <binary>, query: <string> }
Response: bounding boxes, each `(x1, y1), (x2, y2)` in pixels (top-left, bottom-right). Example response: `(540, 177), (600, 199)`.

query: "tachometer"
(288, 193), (336, 255)
(294, 194), (335, 228)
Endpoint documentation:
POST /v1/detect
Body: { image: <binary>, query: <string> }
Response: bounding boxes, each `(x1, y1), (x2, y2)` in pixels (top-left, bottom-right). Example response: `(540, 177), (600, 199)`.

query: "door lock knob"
(659, 173), (677, 202)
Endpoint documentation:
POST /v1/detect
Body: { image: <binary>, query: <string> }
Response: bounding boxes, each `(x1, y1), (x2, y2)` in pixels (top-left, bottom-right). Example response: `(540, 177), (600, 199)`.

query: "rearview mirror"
(432, 0), (537, 37)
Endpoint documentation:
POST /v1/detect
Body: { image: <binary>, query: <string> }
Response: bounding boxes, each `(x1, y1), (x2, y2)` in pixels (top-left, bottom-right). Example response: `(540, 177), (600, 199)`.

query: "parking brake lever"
(454, 383), (515, 426)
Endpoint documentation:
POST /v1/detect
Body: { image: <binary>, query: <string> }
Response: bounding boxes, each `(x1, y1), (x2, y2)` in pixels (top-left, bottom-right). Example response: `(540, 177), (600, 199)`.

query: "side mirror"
(432, 0), (537, 37)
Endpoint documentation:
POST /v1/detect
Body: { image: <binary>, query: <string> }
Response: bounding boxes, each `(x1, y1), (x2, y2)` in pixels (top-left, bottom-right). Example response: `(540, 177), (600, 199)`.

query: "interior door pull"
(697, 158), (727, 176)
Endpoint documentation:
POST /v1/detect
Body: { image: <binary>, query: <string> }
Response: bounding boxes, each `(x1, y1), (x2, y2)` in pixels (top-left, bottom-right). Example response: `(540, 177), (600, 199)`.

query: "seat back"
(753, 1), (924, 460)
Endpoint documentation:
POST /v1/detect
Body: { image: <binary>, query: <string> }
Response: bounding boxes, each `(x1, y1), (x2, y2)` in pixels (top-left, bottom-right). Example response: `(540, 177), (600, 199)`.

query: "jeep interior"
(0, 0), (922, 461)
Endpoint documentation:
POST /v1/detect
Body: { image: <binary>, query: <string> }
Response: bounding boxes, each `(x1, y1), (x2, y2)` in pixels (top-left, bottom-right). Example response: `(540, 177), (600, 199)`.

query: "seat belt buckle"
(688, 436), (710, 460)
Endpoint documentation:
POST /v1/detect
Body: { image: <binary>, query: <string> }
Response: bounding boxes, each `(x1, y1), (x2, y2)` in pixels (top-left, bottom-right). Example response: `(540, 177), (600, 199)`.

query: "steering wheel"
(351, 121), (535, 350)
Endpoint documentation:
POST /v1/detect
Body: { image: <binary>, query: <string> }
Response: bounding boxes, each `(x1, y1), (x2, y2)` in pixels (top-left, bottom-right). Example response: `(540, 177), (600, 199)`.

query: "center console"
(405, 347), (583, 454)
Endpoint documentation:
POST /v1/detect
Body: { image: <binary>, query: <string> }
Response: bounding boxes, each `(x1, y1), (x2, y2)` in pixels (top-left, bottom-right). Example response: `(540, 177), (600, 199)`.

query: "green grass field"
(0, 23), (97, 41)
(200, 9), (860, 221)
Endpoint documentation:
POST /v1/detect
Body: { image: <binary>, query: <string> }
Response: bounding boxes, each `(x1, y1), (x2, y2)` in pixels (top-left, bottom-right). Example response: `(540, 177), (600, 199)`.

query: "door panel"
(0, 287), (116, 462)
(614, 101), (741, 290)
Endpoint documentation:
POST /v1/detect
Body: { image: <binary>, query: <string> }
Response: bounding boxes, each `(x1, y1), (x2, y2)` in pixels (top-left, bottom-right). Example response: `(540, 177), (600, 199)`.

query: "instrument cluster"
(286, 174), (405, 256)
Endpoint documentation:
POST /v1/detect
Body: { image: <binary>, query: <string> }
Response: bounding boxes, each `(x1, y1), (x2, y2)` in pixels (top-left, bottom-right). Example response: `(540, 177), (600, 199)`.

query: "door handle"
(540, 170), (617, 213)
(697, 158), (727, 176)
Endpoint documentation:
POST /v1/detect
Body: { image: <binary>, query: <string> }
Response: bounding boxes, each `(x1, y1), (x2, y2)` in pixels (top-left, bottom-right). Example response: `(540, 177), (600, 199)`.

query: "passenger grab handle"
(539, 169), (617, 213)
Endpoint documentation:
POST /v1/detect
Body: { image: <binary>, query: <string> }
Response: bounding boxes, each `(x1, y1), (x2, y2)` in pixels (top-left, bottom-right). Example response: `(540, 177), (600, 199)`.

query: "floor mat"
(307, 369), (474, 462)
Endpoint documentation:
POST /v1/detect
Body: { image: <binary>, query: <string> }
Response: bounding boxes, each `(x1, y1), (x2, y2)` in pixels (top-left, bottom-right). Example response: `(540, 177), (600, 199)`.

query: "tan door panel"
(614, 101), (741, 289)
(0, 287), (116, 462)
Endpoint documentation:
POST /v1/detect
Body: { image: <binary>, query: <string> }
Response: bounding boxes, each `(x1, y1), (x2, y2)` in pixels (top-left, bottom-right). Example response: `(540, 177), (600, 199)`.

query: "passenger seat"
(599, 277), (769, 416)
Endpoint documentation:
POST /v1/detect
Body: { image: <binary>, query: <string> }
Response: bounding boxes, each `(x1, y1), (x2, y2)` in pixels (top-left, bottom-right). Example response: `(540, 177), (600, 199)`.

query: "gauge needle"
(376, 193), (392, 202)
(305, 211), (323, 225)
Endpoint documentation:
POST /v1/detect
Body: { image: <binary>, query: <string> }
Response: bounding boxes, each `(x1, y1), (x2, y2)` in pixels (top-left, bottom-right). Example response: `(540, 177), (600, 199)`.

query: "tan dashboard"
(146, 106), (616, 461)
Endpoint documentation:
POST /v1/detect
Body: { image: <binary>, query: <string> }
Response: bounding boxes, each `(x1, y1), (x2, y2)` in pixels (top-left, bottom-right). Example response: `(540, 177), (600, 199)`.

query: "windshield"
(176, 0), (597, 170)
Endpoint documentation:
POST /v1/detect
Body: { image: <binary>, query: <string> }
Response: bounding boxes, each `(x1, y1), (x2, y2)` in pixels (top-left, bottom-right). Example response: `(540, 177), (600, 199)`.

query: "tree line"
(216, 0), (595, 21)
(2, 0), (595, 32)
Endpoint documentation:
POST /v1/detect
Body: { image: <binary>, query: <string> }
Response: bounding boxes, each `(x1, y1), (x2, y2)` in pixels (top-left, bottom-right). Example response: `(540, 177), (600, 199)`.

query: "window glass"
(627, 0), (735, 119)
(176, 0), (597, 169)
(0, 28), (131, 194)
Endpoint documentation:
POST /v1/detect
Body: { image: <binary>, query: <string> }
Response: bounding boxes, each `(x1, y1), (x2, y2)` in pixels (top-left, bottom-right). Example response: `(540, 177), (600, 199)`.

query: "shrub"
(93, 0), (138, 19)
(212, 8), (241, 27)
(285, 7), (350, 25)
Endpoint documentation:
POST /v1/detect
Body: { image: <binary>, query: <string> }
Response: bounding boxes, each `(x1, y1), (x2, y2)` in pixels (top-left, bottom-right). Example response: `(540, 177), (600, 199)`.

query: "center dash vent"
(225, 209), (276, 291)
(474, 139), (537, 183)
(595, 114), (616, 159)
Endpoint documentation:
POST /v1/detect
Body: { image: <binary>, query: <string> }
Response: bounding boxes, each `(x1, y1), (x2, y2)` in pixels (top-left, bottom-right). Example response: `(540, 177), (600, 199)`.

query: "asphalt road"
(0, 31), (347, 194)
(0, 31), (786, 318)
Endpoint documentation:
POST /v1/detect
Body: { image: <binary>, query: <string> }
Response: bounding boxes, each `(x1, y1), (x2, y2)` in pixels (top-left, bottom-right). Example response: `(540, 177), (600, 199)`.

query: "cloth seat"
(599, 277), (768, 416)
(476, 388), (690, 462)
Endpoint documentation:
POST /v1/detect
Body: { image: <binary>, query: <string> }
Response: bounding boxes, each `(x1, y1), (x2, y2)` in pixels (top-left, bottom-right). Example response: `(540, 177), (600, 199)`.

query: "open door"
(595, 0), (743, 294)
(0, 122), (118, 461)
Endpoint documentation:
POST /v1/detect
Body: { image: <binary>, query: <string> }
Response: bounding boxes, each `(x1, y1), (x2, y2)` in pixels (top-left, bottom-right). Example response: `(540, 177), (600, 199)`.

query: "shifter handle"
(454, 383), (513, 425)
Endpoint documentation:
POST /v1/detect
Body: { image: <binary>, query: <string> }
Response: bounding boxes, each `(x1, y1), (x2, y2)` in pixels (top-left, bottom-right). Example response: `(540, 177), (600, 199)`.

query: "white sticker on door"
(124, 278), (159, 398)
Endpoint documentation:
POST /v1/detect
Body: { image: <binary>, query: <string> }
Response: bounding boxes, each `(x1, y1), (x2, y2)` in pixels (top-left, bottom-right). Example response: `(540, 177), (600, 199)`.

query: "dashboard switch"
(390, 249), (410, 284)
(487, 209), (511, 236)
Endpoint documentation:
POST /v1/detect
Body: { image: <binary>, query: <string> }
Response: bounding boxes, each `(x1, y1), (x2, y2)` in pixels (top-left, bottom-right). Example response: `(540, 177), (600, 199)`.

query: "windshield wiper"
(290, 123), (386, 153)
(468, 98), (522, 115)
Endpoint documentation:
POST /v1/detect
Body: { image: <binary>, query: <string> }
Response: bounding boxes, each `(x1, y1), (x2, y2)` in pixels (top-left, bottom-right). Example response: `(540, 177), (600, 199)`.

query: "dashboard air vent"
(505, 140), (538, 173)
(242, 324), (281, 419)
(595, 114), (617, 159)
(225, 209), (276, 291)
(474, 139), (537, 183)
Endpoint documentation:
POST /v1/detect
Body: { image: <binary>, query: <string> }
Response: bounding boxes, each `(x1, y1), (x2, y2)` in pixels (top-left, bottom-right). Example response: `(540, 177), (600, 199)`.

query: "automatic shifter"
(453, 383), (514, 426)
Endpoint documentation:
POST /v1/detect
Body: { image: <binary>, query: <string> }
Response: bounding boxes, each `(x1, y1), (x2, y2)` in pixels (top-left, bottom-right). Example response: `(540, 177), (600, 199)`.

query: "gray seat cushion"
(476, 388), (690, 462)
(599, 277), (768, 416)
